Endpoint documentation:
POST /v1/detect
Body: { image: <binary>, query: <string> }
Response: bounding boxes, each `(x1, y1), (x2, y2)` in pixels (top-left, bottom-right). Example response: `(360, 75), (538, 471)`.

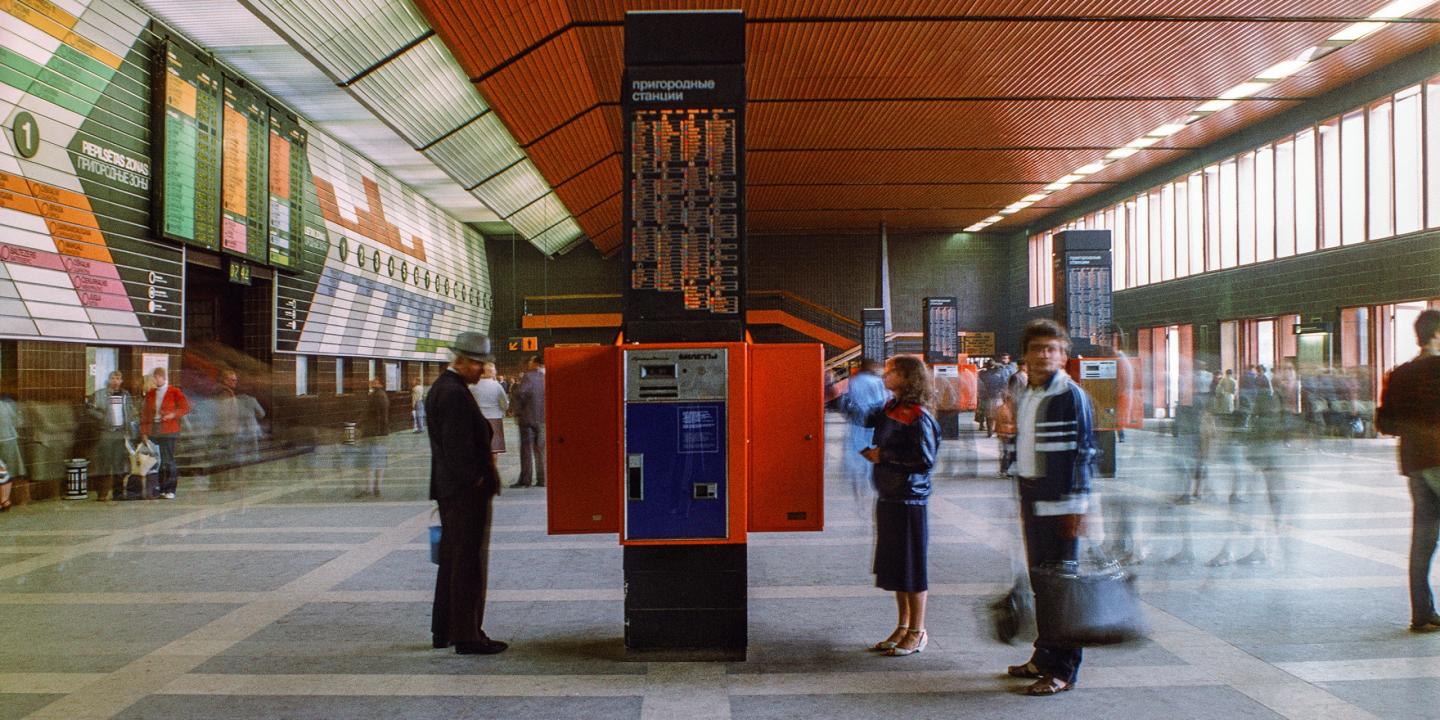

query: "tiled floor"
(1, 416), (1437, 719)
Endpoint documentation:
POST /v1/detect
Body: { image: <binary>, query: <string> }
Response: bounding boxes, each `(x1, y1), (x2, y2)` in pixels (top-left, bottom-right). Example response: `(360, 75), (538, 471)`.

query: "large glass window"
(1160, 185), (1175, 281)
(1255, 145), (1275, 262)
(1174, 181), (1190, 278)
(296, 356), (311, 396)
(1238, 151), (1257, 265)
(1149, 189), (1164, 282)
(1187, 173), (1205, 272)
(1394, 86), (1423, 235)
(1319, 119), (1342, 248)
(1340, 110), (1366, 245)
(1111, 205), (1127, 290)
(1429, 80), (1440, 228)
(1205, 165), (1222, 270)
(1368, 100), (1394, 240)
(335, 358), (346, 394)
(1296, 128), (1319, 253)
(86, 346), (119, 394)
(1135, 194), (1150, 286)
(1219, 159), (1238, 268)
(1275, 139), (1296, 257)
(1042, 231), (1054, 303)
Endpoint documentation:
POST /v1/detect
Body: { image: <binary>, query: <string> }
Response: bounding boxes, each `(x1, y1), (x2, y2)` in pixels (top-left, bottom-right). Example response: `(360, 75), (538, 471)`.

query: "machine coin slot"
(640, 364), (676, 379)
(627, 454), (644, 500)
(693, 482), (718, 500)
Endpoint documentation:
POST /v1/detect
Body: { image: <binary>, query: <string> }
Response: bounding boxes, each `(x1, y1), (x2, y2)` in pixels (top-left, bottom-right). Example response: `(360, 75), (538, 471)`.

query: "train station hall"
(4, 1), (1440, 718)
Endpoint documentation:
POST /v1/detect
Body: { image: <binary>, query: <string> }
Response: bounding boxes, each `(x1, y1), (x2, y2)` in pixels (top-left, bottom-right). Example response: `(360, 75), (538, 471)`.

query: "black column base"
(1096, 430), (1117, 478)
(623, 544), (747, 661)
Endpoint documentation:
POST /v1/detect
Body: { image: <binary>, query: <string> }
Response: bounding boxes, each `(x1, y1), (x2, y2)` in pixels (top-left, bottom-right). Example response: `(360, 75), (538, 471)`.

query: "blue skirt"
(874, 501), (928, 592)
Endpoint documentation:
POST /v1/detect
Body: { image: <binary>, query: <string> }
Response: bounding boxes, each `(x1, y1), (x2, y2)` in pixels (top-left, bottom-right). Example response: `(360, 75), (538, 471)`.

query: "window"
(1340, 110), (1366, 245)
(1205, 166), (1222, 271)
(1275, 139), (1296, 257)
(1296, 128), (1318, 253)
(385, 361), (401, 392)
(1149, 189), (1164, 282)
(296, 355), (311, 396)
(1174, 181), (1190, 278)
(368, 359), (378, 381)
(1110, 206), (1127, 290)
(1368, 100), (1393, 240)
(1219, 159), (1238, 268)
(1124, 201), (1138, 287)
(1238, 151), (1256, 265)
(1394, 86), (1422, 234)
(1043, 231), (1054, 304)
(1429, 80), (1440, 228)
(335, 358), (346, 394)
(1160, 184), (1176, 281)
(1319, 119), (1342, 248)
(1187, 173), (1205, 273)
(1134, 194), (1150, 285)
(1255, 145), (1275, 262)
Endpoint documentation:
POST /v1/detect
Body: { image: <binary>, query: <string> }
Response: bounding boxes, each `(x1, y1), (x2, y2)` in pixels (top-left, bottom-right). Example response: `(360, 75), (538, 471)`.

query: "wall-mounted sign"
(922, 297), (958, 364)
(227, 259), (252, 286)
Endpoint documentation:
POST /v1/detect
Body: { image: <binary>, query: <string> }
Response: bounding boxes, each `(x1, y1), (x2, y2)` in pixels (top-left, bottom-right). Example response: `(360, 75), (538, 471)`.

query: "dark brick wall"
(748, 233), (881, 321)
(885, 232), (1013, 338)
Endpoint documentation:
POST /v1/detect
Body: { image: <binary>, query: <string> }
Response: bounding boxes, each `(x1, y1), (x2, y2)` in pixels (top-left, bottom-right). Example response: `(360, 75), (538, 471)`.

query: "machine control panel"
(625, 348), (728, 402)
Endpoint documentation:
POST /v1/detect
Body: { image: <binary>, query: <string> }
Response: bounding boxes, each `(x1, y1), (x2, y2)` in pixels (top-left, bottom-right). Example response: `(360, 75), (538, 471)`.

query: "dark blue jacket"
(1017, 371), (1096, 512)
(865, 400), (941, 504)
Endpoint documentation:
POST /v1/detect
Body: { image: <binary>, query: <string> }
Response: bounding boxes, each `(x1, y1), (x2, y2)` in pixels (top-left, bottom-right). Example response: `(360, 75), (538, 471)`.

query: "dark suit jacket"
(425, 369), (498, 500)
(511, 369), (545, 426)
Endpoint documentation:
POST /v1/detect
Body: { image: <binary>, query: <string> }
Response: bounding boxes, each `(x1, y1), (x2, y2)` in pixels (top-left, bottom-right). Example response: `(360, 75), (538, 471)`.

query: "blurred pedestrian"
(1375, 309), (1440, 633)
(87, 371), (135, 500)
(838, 358), (888, 510)
(510, 355), (545, 489)
(1006, 319), (1097, 696)
(864, 355), (940, 657)
(140, 367), (190, 500)
(471, 361), (509, 460)
(411, 377), (427, 433)
(0, 394), (20, 511)
(359, 377), (389, 497)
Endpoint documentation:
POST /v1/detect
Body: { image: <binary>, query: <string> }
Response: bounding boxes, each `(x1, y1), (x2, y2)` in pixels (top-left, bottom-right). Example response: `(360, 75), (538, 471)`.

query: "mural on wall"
(0, 0), (491, 358)
(0, 0), (184, 345)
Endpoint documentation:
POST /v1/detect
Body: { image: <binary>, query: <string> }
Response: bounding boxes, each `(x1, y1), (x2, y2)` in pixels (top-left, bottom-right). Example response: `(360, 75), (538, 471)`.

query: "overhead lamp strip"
(338, 30), (436, 88)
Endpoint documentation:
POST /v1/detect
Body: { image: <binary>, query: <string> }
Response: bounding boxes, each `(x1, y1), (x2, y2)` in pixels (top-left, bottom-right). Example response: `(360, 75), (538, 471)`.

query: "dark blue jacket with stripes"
(1022, 370), (1097, 509)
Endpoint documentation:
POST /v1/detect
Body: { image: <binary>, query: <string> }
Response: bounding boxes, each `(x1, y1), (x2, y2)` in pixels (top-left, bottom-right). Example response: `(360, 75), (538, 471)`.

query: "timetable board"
(621, 11), (746, 344)
(923, 296), (959, 364)
(861, 308), (886, 362)
(153, 40), (220, 251)
(220, 77), (268, 263)
(266, 109), (306, 269)
(1051, 230), (1114, 351)
(1, 0), (185, 346)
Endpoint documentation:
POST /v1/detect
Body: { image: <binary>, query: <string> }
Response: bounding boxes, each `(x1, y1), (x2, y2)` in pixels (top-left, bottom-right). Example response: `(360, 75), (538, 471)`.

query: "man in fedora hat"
(426, 331), (507, 655)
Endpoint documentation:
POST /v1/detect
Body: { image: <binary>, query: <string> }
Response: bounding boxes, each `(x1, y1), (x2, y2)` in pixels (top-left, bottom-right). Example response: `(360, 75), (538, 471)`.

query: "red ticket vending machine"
(1068, 355), (1141, 477)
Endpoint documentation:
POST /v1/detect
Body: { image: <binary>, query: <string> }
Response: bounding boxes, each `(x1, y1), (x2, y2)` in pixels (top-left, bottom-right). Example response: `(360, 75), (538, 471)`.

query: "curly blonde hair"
(885, 355), (934, 409)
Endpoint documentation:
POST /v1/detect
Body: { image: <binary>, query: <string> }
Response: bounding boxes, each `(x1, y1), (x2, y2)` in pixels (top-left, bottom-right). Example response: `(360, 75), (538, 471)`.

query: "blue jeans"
(1410, 468), (1440, 625)
(153, 435), (179, 495)
(1019, 483), (1083, 683)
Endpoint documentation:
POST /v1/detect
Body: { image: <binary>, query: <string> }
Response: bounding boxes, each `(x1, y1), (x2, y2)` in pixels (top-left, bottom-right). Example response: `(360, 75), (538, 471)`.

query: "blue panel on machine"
(625, 401), (728, 540)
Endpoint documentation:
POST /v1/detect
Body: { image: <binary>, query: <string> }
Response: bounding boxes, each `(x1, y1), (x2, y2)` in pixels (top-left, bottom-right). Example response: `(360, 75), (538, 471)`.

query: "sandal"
(0, 500), (11, 512)
(1025, 675), (1074, 696)
(1007, 661), (1042, 679)
(886, 628), (927, 656)
(870, 626), (908, 652)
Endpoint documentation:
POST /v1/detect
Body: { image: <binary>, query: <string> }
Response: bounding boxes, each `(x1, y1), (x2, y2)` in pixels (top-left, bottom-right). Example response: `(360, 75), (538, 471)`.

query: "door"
(748, 343), (825, 532)
(545, 346), (621, 535)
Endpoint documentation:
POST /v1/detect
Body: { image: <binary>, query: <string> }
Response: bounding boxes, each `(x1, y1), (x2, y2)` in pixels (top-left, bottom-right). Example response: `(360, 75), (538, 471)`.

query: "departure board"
(923, 296), (959, 364)
(629, 107), (741, 315)
(1051, 230), (1114, 351)
(154, 41), (221, 250)
(221, 78), (269, 263)
(621, 13), (746, 344)
(267, 109), (306, 269)
(862, 308), (886, 362)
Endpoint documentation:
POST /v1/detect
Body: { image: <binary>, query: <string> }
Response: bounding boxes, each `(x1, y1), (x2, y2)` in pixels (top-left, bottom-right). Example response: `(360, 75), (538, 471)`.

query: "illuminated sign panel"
(154, 41), (221, 251)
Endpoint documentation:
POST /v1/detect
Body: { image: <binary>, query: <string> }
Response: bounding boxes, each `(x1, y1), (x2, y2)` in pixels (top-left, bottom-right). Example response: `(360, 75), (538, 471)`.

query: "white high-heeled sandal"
(871, 626), (908, 652)
(886, 628), (927, 656)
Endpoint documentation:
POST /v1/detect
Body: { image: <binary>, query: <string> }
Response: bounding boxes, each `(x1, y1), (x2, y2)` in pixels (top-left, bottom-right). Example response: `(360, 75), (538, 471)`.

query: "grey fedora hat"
(449, 331), (491, 360)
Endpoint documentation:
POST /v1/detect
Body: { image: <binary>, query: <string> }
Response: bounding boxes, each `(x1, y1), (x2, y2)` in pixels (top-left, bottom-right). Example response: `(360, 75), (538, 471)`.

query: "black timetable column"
(621, 10), (745, 344)
(1052, 230), (1114, 354)
(862, 307), (886, 362)
(923, 297), (959, 365)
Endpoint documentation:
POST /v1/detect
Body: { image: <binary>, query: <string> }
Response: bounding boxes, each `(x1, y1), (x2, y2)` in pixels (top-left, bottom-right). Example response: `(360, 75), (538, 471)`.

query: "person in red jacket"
(140, 367), (191, 499)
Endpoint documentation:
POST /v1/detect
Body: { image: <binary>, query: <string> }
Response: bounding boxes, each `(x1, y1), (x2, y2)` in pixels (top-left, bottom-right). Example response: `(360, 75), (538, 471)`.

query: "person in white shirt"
(470, 362), (509, 459)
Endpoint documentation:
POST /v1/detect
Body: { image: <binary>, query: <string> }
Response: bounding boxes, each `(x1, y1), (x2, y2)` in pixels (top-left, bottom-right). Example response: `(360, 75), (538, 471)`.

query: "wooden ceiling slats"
(411, 0), (1440, 248)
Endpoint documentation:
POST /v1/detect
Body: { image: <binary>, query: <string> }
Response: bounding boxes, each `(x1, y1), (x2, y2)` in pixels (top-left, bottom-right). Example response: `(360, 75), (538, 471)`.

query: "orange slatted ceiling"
(412, 0), (1440, 249)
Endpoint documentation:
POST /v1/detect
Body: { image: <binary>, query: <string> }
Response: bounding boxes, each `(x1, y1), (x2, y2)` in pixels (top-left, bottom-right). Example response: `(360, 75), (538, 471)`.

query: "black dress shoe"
(455, 639), (508, 655)
(509, 482), (531, 489)
(432, 636), (450, 649)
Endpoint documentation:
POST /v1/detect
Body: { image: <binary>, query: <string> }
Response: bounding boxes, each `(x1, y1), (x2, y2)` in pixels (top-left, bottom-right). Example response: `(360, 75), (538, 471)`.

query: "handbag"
(1030, 552), (1148, 646)
(429, 508), (442, 565)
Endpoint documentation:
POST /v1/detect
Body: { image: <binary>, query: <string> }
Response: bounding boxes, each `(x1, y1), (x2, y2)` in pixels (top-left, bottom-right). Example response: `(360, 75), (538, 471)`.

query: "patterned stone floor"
(1, 416), (1436, 719)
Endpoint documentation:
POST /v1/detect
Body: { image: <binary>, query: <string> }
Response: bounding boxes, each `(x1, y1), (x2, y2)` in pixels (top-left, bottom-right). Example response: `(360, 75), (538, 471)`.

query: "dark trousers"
(517, 424), (545, 486)
(153, 435), (179, 495)
(1409, 470), (1440, 625)
(433, 490), (494, 644)
(1019, 484), (1083, 683)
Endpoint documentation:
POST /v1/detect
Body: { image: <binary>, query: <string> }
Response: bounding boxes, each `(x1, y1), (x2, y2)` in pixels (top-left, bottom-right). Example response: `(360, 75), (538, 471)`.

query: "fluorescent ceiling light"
(998, 208), (1019, 215)
(1148, 123), (1186, 137)
(1106, 146), (1140, 160)
(1194, 98), (1236, 113)
(1255, 59), (1308, 81)
(1219, 81), (1270, 100)
(963, 223), (987, 232)
(1056, 174), (1082, 184)
(1328, 22), (1384, 42)
(1370, 0), (1434, 18)
(1126, 136), (1160, 149)
(984, 215), (1004, 223)
(1074, 162), (1107, 175)
(1021, 193), (1047, 202)
(1043, 181), (1072, 191)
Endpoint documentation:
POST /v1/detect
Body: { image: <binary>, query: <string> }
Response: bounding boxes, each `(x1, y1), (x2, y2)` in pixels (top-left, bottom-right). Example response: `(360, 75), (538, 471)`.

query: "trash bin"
(342, 422), (358, 445)
(65, 458), (90, 500)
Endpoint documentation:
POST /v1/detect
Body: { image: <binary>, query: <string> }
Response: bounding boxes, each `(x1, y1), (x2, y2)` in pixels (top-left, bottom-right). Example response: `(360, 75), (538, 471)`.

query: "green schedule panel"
(154, 41), (220, 250)
(267, 109), (307, 269)
(221, 77), (269, 263)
